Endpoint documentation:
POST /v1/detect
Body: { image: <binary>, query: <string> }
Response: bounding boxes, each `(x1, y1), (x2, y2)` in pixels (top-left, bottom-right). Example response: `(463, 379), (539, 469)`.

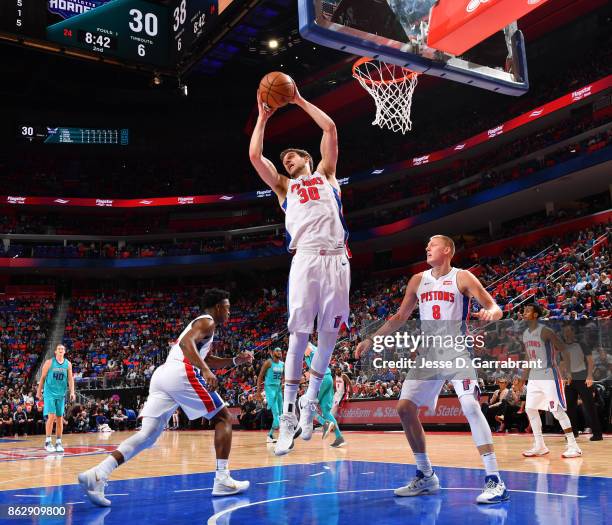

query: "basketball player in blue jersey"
(78, 289), (254, 506)
(304, 343), (346, 447)
(356, 235), (508, 504)
(37, 344), (75, 453)
(520, 303), (581, 458)
(257, 347), (285, 443)
(249, 85), (350, 456)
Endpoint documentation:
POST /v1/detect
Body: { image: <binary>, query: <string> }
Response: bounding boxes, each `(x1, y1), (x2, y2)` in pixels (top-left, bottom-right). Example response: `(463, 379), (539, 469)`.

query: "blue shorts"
(44, 396), (65, 417)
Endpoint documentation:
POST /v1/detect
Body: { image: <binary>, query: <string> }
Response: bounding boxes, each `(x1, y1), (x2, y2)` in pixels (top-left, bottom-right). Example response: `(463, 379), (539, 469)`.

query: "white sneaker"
(562, 446), (582, 458)
(274, 413), (298, 456)
(394, 471), (440, 497)
(522, 446), (549, 457)
(212, 474), (250, 496)
(298, 396), (318, 441)
(476, 475), (510, 504)
(45, 442), (56, 453)
(78, 469), (111, 507)
(55, 442), (64, 453)
(266, 435), (277, 444)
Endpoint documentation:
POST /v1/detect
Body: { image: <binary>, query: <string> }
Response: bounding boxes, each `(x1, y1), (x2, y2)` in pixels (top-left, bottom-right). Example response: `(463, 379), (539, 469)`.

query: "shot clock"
(0, 0), (236, 71)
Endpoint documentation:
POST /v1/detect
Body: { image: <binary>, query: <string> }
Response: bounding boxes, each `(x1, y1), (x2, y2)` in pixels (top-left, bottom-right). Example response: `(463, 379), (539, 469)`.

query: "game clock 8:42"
(46, 0), (172, 67)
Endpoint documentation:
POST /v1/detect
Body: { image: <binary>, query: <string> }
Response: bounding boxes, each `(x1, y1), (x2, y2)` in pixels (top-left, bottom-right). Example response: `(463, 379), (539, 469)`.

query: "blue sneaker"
(476, 475), (510, 504)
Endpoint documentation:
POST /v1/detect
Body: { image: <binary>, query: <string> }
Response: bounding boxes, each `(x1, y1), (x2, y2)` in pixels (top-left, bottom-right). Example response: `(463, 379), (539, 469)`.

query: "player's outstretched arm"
(458, 270), (503, 321)
(249, 92), (287, 198)
(355, 273), (422, 359)
(291, 87), (338, 180)
(36, 359), (51, 399)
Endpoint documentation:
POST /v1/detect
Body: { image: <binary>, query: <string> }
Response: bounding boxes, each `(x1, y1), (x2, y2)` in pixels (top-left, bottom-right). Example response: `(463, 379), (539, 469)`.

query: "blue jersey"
(265, 359), (284, 387)
(44, 357), (69, 397)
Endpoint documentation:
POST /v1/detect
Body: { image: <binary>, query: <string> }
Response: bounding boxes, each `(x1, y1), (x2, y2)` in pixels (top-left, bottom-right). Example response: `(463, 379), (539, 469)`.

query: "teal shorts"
(43, 396), (65, 417)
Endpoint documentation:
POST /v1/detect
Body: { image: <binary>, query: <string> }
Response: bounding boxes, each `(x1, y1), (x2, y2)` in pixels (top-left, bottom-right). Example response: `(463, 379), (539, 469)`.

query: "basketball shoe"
(476, 475), (510, 504)
(78, 469), (111, 507)
(394, 470), (440, 497)
(298, 396), (318, 440)
(274, 413), (299, 456)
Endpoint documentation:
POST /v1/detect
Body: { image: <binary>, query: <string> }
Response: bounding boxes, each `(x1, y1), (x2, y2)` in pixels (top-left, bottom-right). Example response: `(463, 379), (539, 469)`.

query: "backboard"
(298, 0), (534, 95)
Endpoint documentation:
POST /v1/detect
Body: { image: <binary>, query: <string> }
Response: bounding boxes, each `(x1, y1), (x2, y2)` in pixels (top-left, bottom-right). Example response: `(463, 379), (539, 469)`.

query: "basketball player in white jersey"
(331, 367), (351, 418)
(520, 303), (581, 458)
(249, 86), (350, 456)
(356, 235), (508, 504)
(77, 289), (254, 506)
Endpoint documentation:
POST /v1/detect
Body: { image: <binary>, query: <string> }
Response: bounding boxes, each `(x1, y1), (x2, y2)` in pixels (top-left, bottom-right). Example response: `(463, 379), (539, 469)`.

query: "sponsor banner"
(335, 397), (490, 425)
(1, 76), (609, 209)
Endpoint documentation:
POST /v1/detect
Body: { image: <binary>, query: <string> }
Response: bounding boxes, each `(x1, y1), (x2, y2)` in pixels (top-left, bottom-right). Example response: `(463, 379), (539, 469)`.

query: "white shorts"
(400, 367), (479, 414)
(140, 360), (225, 421)
(526, 368), (567, 411)
(287, 249), (350, 334)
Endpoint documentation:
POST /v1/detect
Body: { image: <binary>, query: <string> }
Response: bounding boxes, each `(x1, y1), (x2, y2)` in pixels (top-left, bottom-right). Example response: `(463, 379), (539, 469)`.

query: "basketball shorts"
(287, 248), (350, 334)
(140, 360), (225, 421)
(43, 395), (65, 417)
(526, 368), (567, 411)
(400, 366), (479, 414)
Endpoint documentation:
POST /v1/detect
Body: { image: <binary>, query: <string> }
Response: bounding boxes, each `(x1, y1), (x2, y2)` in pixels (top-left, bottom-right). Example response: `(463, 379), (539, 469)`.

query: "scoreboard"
(18, 124), (129, 145)
(0, 0), (236, 70)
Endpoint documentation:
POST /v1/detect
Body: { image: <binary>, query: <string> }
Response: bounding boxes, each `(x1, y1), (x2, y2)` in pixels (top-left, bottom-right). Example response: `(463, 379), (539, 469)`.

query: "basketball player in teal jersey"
(37, 344), (75, 453)
(304, 343), (345, 447)
(257, 347), (285, 443)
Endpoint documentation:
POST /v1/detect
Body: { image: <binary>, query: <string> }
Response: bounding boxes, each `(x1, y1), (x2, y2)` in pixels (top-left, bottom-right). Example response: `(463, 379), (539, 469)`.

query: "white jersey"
(334, 375), (345, 397)
(417, 267), (470, 327)
(166, 314), (215, 363)
(282, 172), (348, 252)
(522, 324), (556, 371)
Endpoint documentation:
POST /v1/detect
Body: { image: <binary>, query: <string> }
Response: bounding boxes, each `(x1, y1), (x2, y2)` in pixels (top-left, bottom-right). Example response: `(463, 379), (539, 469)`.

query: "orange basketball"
(258, 72), (296, 109)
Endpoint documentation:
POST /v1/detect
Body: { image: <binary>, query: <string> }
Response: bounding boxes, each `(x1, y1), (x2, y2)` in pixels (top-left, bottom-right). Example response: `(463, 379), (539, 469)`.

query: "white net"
(353, 59), (419, 134)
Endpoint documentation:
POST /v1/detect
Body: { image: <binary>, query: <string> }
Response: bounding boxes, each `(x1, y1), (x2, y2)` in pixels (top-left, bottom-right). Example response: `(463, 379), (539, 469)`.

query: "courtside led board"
(298, 0), (535, 95)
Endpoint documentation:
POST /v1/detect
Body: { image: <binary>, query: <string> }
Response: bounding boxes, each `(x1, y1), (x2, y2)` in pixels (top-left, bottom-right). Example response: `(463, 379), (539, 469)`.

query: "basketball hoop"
(352, 57), (419, 134)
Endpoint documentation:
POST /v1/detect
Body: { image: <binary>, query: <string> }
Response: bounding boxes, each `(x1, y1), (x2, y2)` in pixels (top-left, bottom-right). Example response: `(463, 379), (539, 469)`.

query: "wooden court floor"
(1, 430), (610, 491)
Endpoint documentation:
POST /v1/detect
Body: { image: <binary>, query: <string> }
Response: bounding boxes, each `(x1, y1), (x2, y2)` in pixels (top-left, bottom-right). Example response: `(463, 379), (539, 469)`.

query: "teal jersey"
(265, 359), (284, 387)
(304, 345), (332, 377)
(44, 358), (69, 397)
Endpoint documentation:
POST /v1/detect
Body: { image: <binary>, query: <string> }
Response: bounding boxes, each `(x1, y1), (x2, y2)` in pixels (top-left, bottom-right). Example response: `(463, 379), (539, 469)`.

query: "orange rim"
(352, 57), (418, 86)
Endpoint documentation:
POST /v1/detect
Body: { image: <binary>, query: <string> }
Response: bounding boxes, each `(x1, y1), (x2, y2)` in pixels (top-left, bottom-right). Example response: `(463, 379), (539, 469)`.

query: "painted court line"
(207, 486), (588, 524)
(309, 472), (326, 477)
(256, 480), (289, 485)
(174, 488), (213, 493)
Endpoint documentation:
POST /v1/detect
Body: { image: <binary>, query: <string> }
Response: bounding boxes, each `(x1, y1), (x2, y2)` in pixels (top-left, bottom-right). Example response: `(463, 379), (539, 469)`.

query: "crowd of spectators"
(1, 115), (609, 261)
(0, 223), (609, 438)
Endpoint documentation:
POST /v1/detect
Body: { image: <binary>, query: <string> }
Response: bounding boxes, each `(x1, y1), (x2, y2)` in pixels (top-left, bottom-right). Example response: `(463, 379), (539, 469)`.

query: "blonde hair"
(430, 235), (455, 257)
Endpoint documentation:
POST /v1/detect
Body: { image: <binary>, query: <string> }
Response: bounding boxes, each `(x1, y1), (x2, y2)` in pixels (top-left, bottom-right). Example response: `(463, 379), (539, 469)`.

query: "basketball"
(258, 72), (296, 109)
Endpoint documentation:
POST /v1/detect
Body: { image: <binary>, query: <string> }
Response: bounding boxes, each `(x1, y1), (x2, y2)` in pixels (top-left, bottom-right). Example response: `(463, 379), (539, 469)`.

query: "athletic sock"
(283, 384), (298, 414)
(414, 453), (433, 476)
(334, 427), (342, 439)
(96, 456), (118, 480)
(216, 459), (229, 478)
(481, 452), (500, 480)
(565, 431), (578, 447)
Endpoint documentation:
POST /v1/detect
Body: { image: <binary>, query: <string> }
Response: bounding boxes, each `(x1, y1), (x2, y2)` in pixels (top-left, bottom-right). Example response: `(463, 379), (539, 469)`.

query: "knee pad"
(460, 395), (492, 447)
